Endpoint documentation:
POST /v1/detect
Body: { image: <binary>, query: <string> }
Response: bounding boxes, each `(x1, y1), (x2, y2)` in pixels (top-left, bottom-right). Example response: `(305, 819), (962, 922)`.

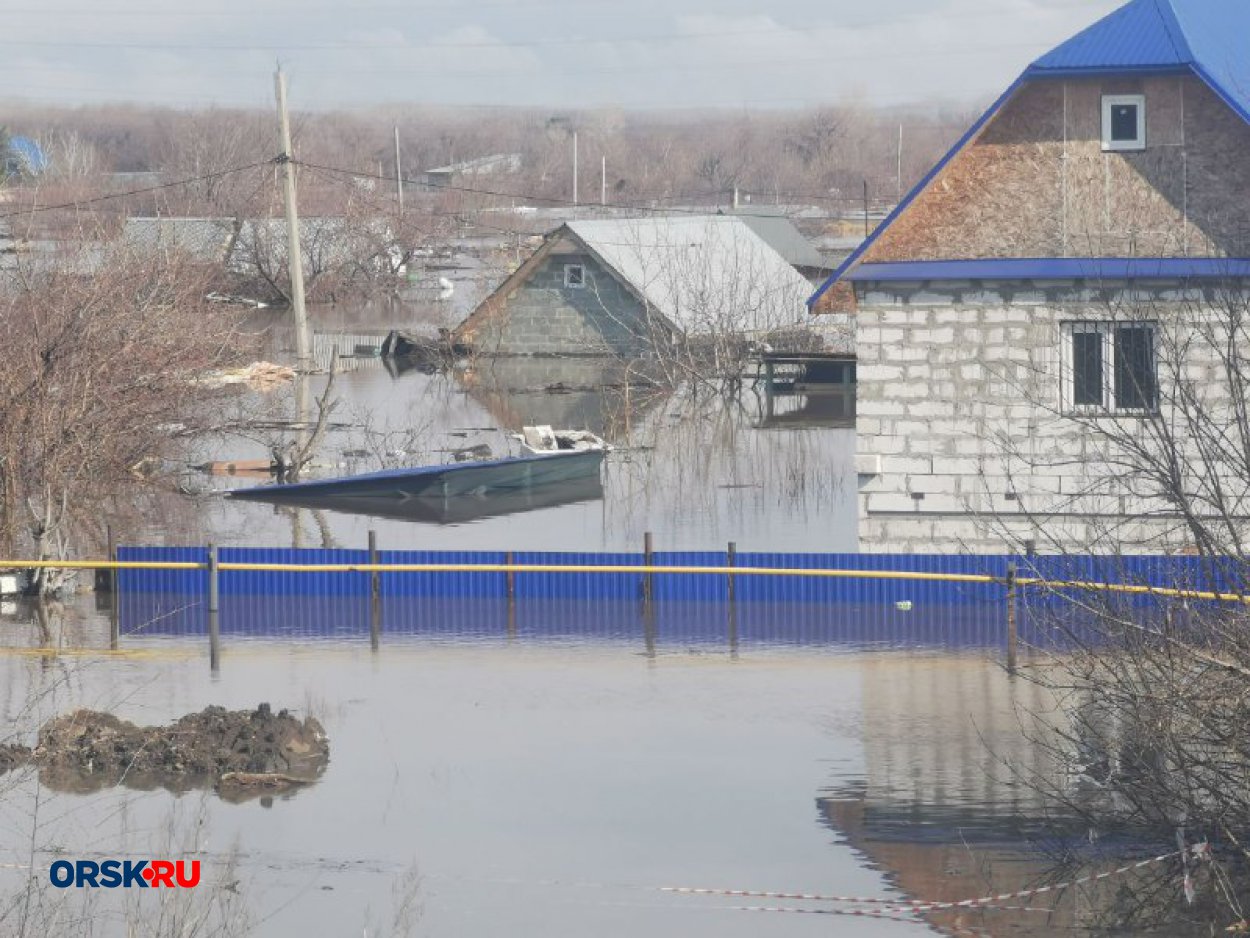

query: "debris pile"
(1, 704), (328, 801)
(198, 361), (296, 391)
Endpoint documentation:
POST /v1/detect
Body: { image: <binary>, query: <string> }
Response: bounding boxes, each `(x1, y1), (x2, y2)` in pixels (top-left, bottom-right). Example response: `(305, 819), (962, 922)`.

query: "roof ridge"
(1152, 0), (1194, 62)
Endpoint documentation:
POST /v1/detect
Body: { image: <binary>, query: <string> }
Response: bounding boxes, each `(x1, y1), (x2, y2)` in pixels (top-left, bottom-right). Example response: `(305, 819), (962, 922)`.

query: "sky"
(4, 0), (1123, 111)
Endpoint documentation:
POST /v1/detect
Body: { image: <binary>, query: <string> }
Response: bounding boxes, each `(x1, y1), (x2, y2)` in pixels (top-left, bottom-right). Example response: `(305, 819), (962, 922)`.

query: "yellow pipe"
(0, 559), (1245, 603)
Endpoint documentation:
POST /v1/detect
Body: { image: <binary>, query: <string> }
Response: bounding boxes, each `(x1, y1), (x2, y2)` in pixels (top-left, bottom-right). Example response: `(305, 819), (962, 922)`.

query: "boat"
(226, 475), (604, 524)
(513, 426), (610, 454)
(228, 427), (608, 505)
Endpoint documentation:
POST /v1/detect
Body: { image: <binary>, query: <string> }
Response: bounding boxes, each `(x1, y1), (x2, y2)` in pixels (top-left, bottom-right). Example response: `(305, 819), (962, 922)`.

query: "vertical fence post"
(642, 532), (656, 656)
(643, 531), (654, 608)
(1006, 562), (1018, 676)
(727, 541), (739, 658)
(207, 544), (221, 673)
(505, 550), (517, 640)
(368, 530), (381, 652)
(107, 525), (119, 651)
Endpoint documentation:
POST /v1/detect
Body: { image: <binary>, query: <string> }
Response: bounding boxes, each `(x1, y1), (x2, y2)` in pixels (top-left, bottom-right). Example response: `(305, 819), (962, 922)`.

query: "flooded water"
(0, 604), (1071, 937)
(0, 298), (1137, 935)
(133, 300), (858, 555)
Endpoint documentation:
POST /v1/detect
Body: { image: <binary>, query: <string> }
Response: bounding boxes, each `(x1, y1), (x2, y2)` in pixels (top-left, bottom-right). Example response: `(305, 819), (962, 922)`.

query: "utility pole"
(863, 179), (870, 238)
(572, 131), (579, 206)
(601, 154), (606, 206)
(393, 125), (404, 215)
(274, 66), (311, 371)
(896, 124), (904, 204)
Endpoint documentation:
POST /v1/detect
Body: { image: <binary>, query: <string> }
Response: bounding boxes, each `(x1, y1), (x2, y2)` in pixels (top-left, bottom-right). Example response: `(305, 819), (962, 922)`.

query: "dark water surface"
(0, 603), (1065, 937)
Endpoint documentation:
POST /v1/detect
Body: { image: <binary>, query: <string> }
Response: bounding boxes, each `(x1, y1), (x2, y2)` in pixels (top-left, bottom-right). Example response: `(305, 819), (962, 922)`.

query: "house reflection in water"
(455, 357), (667, 441)
(755, 352), (855, 429)
(817, 654), (1105, 935)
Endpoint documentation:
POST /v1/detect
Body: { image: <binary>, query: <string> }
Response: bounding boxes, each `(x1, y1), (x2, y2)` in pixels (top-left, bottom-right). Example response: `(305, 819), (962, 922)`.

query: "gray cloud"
(3, 0), (1121, 109)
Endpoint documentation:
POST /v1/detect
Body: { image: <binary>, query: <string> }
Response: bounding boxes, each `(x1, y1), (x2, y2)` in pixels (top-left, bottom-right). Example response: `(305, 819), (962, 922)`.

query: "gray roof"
(729, 210), (828, 271)
(566, 215), (812, 336)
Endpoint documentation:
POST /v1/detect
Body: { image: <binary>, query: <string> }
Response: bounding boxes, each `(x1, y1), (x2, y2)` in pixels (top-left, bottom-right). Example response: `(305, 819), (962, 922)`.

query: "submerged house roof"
(809, 0), (1250, 307)
(563, 215), (812, 335)
(456, 215), (813, 349)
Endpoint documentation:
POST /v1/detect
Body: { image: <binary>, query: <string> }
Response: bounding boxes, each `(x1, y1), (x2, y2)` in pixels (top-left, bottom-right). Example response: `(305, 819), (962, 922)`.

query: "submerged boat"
(227, 475), (604, 524)
(229, 427), (608, 505)
(230, 449), (603, 502)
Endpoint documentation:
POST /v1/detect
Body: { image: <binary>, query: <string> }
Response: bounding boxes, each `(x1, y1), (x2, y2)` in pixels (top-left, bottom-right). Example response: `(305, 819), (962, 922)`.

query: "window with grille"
(1062, 321), (1157, 413)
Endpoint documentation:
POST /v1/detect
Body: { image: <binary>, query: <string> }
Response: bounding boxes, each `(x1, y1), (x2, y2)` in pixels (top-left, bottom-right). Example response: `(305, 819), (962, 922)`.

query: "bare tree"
(974, 285), (1250, 931)
(0, 229), (249, 593)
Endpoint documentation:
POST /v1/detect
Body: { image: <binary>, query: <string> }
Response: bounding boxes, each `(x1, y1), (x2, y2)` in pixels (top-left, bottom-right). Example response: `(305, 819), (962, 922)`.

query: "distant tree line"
(0, 101), (975, 215)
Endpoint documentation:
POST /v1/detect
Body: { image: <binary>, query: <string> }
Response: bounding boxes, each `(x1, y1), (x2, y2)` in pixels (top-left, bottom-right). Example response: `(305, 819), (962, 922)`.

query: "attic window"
(1102, 95), (1146, 152)
(564, 264), (586, 288)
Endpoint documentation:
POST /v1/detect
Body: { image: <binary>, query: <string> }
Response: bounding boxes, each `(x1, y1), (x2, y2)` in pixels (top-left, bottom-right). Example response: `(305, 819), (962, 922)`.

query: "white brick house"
(809, 0), (1250, 554)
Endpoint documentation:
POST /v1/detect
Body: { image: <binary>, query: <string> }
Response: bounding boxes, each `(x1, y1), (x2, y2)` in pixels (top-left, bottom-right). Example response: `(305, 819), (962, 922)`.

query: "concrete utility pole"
(393, 125), (404, 215)
(572, 131), (579, 206)
(274, 66), (311, 371)
(601, 154), (606, 206)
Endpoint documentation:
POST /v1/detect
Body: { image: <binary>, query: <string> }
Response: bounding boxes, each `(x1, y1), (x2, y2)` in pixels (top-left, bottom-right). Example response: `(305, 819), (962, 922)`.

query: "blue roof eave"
(845, 257), (1250, 282)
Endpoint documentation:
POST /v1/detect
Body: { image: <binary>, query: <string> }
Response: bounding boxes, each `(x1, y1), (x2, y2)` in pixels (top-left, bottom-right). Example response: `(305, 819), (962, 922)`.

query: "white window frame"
(563, 263), (586, 288)
(1102, 94), (1146, 152)
(1061, 320), (1158, 415)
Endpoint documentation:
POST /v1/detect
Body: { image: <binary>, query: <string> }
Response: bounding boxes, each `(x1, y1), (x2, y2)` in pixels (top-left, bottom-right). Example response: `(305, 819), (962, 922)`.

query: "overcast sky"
(5, 0), (1120, 111)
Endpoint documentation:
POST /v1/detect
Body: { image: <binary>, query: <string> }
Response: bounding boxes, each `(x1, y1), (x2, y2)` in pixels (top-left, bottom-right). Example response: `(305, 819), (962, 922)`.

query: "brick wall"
(471, 253), (651, 356)
(854, 284), (1243, 553)
(864, 75), (1250, 263)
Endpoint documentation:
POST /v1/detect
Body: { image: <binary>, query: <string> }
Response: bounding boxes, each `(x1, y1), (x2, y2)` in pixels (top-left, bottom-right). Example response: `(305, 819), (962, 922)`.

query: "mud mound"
(5, 704), (328, 801)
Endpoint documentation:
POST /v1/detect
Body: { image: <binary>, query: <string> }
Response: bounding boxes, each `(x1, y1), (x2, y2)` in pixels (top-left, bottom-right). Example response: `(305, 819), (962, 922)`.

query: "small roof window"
(1102, 95), (1146, 152)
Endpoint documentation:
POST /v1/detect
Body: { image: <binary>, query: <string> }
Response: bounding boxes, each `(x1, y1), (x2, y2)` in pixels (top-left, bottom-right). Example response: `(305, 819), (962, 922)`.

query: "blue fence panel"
(221, 547), (370, 597)
(653, 552), (728, 603)
(512, 551), (642, 600)
(733, 552), (1009, 605)
(379, 550), (508, 598)
(118, 546), (205, 595)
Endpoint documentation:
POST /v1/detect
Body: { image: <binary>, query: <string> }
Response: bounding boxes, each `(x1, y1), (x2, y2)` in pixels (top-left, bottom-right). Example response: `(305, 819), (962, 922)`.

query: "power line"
(0, 160), (273, 220)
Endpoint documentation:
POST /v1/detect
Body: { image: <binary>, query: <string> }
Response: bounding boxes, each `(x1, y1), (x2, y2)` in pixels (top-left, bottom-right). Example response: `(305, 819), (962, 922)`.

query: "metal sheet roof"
(5, 136), (47, 174)
(729, 208), (829, 270)
(567, 215), (811, 335)
(846, 258), (1250, 282)
(808, 0), (1250, 308)
(1029, 0), (1250, 124)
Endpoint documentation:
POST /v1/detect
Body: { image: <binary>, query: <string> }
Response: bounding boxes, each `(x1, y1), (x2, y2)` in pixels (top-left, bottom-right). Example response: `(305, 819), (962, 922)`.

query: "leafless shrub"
(0, 231), (249, 591)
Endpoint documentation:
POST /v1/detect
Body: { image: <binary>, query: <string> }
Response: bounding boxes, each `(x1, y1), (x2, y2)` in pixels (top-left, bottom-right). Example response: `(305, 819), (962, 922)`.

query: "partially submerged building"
(810, 0), (1250, 553)
(456, 215), (819, 358)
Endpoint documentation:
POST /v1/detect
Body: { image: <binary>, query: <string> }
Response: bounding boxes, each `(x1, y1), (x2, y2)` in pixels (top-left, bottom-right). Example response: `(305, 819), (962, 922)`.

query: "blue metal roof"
(1029, 0), (1250, 124)
(5, 135), (47, 174)
(846, 258), (1250, 282)
(807, 0), (1250, 308)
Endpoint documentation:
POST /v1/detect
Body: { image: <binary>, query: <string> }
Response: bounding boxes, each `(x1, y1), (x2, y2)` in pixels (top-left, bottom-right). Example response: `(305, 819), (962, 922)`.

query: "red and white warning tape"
(661, 844), (1207, 915)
